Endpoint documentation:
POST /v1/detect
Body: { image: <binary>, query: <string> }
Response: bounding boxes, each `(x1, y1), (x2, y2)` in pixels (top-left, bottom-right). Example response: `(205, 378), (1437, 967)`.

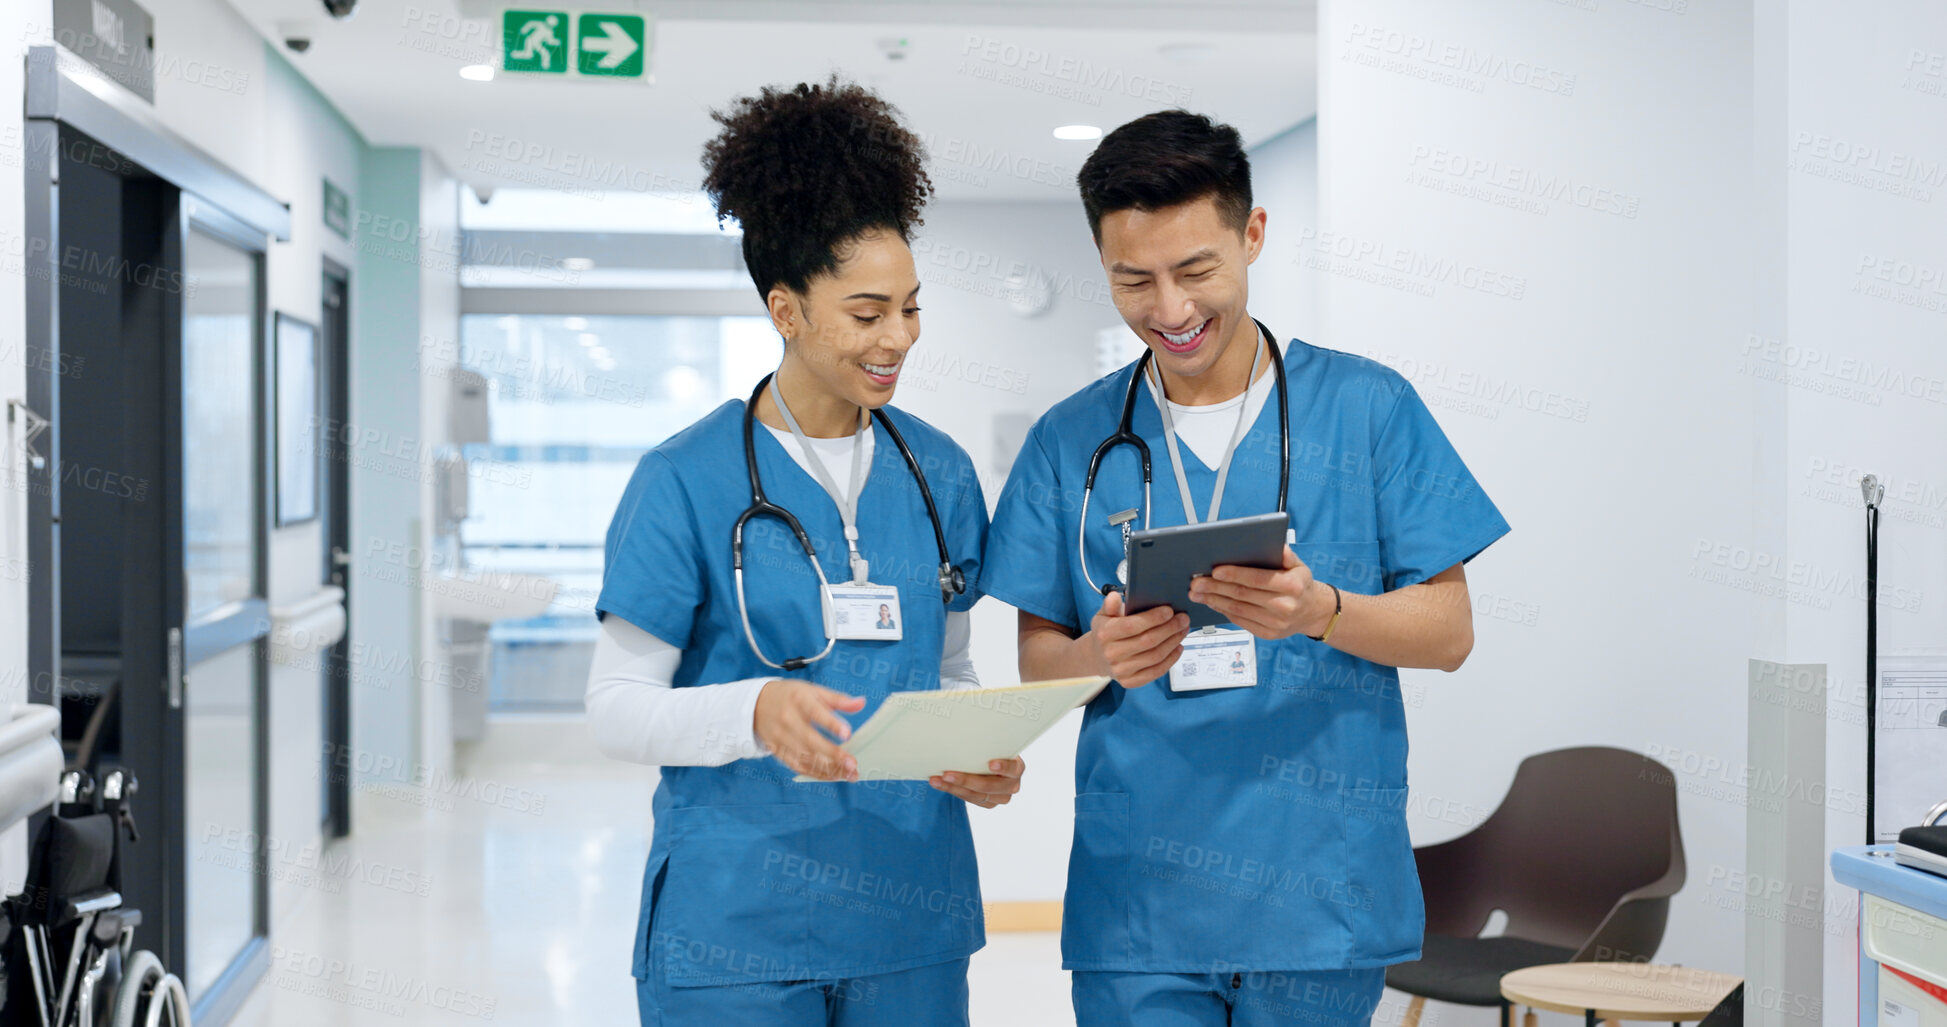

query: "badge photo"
(823, 583), (903, 641)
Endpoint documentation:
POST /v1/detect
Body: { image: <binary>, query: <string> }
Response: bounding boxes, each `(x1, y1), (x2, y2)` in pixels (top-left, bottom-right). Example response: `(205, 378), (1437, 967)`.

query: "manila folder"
(793, 676), (1110, 783)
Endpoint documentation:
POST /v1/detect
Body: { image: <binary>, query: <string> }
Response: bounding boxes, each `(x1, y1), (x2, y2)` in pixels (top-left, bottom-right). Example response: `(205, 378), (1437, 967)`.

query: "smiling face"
(768, 228), (922, 421)
(1097, 194), (1266, 394)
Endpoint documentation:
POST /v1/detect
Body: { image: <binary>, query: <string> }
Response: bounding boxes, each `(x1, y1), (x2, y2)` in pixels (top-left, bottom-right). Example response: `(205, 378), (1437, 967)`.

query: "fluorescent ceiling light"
(1053, 125), (1102, 141)
(459, 65), (494, 82)
(1156, 43), (1218, 64)
(560, 257), (597, 272)
(460, 266), (756, 291)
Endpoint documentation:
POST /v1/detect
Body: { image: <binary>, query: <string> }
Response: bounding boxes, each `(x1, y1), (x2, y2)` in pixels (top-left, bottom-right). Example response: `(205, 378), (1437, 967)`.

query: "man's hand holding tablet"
(1089, 592), (1191, 688)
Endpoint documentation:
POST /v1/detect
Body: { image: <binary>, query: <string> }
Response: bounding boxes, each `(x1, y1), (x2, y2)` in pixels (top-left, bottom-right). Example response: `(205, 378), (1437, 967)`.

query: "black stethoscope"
(732, 371), (967, 670)
(1078, 318), (1291, 596)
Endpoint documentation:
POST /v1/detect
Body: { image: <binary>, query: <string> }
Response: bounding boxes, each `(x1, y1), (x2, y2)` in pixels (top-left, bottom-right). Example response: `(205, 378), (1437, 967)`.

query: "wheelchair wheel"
(109, 950), (190, 1027)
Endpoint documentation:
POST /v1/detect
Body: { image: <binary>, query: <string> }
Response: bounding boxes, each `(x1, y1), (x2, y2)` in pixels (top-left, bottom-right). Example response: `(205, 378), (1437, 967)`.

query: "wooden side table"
(1500, 962), (1741, 1027)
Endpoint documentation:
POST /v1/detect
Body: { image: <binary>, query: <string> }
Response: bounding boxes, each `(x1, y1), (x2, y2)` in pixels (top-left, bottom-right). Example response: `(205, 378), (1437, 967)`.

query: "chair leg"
(1401, 995), (1426, 1027)
(1500, 1001), (1512, 1027)
(1525, 1007), (1539, 1027)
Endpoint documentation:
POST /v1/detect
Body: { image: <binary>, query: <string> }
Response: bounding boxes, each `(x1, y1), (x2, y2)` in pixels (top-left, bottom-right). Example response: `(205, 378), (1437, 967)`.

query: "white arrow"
(581, 20), (638, 69)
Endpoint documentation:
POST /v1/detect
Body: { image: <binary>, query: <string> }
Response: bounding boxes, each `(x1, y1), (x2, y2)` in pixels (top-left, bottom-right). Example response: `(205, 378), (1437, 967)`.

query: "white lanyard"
(768, 378), (873, 584)
(1143, 336), (1264, 525)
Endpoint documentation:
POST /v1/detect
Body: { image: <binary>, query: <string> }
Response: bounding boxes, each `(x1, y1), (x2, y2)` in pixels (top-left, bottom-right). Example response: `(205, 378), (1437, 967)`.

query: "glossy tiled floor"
(227, 722), (1077, 1027)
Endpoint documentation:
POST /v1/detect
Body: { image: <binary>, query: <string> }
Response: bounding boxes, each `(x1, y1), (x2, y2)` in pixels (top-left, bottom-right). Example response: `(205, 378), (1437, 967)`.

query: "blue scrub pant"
(1074, 966), (1386, 1027)
(636, 957), (970, 1027)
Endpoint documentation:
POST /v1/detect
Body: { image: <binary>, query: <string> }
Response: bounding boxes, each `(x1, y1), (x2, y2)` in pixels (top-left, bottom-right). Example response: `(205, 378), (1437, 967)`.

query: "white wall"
(141, 0), (270, 185)
(1317, 5), (1757, 1026)
(1249, 117), (1323, 347)
(418, 152), (463, 779)
(260, 40), (367, 927)
(0, 0), (55, 898)
(1772, 4), (1947, 1023)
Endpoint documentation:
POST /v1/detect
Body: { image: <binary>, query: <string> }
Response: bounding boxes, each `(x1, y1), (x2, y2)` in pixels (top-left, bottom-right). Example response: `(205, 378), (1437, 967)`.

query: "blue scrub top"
(596, 399), (990, 987)
(984, 337), (1509, 974)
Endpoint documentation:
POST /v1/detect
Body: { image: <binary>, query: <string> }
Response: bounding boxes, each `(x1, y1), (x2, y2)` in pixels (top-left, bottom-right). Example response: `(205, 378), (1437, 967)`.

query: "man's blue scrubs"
(984, 339), (1510, 1026)
(597, 401), (990, 1026)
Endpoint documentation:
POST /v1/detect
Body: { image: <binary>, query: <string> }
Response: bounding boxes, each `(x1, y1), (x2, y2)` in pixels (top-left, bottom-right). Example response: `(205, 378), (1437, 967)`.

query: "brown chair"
(1388, 747), (1687, 1027)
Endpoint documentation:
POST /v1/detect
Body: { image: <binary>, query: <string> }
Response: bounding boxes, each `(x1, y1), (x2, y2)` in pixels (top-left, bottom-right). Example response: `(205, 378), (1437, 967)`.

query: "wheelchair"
(2, 767), (191, 1027)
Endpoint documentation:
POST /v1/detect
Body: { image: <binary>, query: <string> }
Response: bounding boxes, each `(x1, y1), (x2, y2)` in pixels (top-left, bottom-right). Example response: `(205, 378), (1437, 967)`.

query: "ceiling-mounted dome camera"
(321, 0), (356, 20)
(278, 19), (316, 52)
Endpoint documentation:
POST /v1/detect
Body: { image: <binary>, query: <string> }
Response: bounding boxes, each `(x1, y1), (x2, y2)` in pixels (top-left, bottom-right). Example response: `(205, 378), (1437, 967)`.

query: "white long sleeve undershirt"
(585, 421), (980, 767)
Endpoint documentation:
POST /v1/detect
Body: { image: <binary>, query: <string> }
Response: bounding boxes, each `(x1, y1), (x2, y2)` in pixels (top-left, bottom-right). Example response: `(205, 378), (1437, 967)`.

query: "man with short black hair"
(983, 110), (1511, 1026)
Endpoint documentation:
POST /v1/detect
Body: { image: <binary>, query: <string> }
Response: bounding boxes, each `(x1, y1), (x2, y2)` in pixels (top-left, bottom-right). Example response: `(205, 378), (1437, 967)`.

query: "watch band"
(1307, 583), (1342, 643)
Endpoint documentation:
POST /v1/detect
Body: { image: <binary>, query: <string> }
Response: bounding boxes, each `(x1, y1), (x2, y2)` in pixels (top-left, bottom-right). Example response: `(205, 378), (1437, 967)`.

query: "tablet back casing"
(1123, 512), (1289, 629)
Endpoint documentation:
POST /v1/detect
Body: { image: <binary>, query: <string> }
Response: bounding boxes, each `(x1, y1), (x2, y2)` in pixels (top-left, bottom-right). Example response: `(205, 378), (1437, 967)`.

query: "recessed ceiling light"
(1053, 125), (1102, 141)
(459, 65), (494, 82)
(588, 346), (611, 360)
(563, 316), (588, 331)
(577, 333), (599, 348)
(561, 257), (596, 272)
(1157, 43), (1217, 64)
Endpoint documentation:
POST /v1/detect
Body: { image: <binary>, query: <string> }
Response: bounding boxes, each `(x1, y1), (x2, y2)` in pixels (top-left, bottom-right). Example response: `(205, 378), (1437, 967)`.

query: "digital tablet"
(1123, 511), (1290, 630)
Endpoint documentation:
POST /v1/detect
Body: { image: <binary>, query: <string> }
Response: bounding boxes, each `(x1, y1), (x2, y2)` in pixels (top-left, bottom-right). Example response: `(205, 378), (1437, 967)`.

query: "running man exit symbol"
(502, 10), (567, 73)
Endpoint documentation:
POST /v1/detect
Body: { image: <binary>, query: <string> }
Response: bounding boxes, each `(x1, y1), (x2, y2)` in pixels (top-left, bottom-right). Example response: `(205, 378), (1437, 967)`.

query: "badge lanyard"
(1142, 335), (1266, 526)
(767, 378), (904, 643)
(769, 377), (872, 584)
(1141, 338), (1267, 692)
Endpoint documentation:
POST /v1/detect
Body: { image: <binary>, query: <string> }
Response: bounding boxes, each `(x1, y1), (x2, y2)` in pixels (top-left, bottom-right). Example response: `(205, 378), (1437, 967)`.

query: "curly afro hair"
(702, 75), (933, 302)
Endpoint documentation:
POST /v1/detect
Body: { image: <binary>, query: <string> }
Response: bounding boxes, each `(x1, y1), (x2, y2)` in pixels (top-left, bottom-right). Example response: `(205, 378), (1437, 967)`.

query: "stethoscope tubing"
(1078, 319), (1291, 596)
(733, 371), (964, 670)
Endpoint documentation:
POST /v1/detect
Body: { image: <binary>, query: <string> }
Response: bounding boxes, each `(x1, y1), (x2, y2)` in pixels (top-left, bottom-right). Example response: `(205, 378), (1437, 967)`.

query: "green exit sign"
(502, 10), (649, 80)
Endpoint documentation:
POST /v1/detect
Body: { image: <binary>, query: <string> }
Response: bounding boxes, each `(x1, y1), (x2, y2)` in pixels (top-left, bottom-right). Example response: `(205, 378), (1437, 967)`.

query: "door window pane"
(183, 229), (260, 619)
(182, 642), (261, 999)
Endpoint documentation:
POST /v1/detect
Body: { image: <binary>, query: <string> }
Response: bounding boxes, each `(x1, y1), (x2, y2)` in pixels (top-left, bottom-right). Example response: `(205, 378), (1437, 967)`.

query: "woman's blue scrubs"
(984, 339), (1510, 1026)
(596, 400), (989, 1026)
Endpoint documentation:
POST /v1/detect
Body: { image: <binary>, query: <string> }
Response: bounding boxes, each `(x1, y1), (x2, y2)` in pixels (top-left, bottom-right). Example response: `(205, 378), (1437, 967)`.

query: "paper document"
(794, 676), (1110, 782)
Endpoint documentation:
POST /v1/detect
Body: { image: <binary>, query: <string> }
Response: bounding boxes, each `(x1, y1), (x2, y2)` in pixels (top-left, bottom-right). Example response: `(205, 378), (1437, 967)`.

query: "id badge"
(822, 583), (903, 641)
(1169, 627), (1257, 691)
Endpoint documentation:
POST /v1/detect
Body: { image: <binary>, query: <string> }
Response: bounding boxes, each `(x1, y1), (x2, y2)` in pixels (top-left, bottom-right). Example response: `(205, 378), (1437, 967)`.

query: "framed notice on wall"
(273, 312), (320, 526)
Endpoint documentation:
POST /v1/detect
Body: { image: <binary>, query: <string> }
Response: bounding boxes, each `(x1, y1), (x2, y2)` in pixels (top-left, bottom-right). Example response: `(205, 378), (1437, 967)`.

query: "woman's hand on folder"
(930, 757), (1026, 809)
(1090, 591), (1190, 688)
(755, 679), (865, 782)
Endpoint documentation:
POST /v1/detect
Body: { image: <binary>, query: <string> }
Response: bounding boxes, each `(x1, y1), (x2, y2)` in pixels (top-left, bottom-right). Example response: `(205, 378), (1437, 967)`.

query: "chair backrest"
(1462, 746), (1683, 950)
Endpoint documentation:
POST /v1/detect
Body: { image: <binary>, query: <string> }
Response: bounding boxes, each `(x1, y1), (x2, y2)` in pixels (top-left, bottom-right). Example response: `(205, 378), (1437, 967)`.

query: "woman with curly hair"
(585, 76), (1023, 1025)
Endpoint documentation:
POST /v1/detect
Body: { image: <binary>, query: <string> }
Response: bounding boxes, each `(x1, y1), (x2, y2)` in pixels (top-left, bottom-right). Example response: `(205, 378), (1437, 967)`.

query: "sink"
(428, 571), (559, 623)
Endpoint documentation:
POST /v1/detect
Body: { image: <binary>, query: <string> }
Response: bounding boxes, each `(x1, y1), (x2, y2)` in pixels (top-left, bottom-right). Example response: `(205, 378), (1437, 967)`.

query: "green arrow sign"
(576, 13), (645, 77)
(502, 9), (649, 80)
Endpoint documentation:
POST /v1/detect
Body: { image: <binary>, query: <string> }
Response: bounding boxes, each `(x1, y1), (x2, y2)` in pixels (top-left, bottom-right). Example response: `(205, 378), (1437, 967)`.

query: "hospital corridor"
(0, 0), (1944, 1025)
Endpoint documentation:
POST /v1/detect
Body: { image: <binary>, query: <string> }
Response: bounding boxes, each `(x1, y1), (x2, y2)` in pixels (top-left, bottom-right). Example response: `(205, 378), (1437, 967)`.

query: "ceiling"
(229, 0), (1317, 202)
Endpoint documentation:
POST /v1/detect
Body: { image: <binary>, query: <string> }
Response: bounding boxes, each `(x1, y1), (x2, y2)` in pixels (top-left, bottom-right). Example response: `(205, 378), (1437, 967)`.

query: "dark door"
(45, 123), (272, 1027)
(319, 263), (351, 838)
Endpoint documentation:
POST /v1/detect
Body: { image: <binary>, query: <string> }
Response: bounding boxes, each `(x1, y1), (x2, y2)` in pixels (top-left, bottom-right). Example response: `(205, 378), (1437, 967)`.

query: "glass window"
(182, 228), (260, 620)
(457, 314), (776, 710)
